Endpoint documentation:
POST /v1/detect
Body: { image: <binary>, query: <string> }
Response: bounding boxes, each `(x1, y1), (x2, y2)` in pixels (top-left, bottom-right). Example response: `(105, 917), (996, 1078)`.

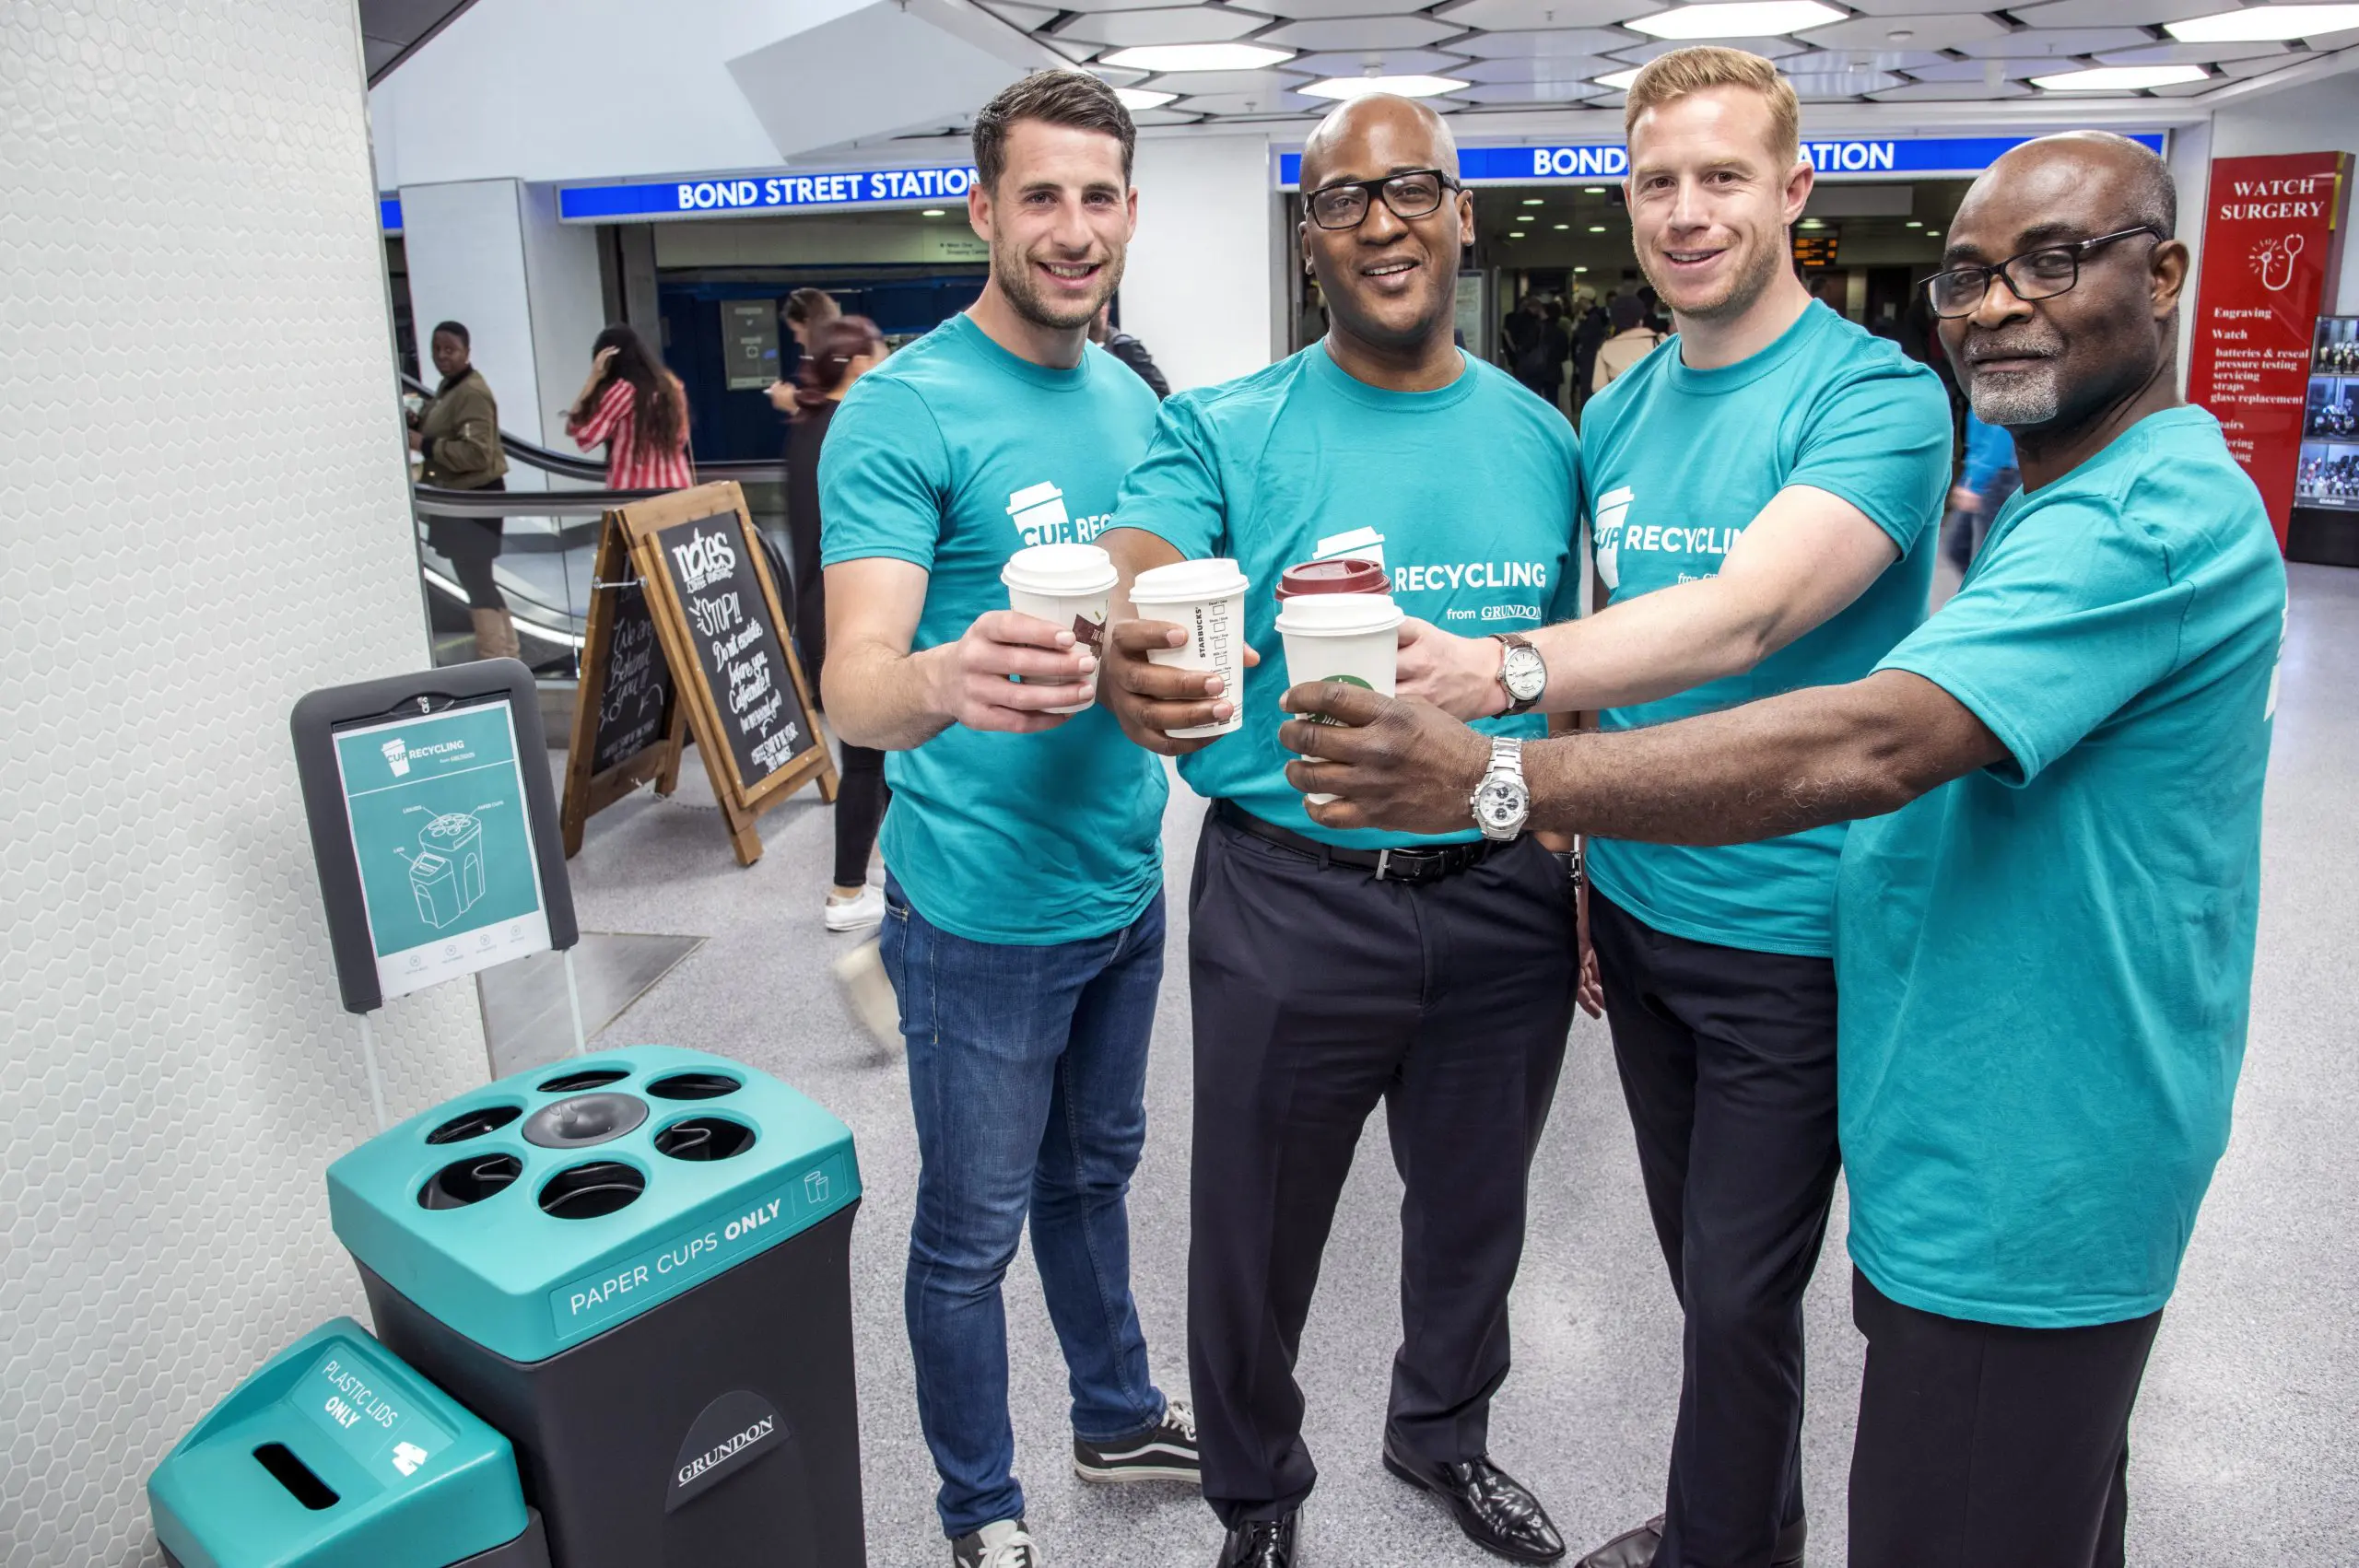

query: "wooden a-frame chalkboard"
(560, 509), (688, 857)
(616, 481), (837, 866)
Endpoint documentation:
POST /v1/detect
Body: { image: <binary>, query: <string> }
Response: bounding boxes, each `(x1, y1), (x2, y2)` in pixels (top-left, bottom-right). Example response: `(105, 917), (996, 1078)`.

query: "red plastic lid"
(1274, 558), (1389, 601)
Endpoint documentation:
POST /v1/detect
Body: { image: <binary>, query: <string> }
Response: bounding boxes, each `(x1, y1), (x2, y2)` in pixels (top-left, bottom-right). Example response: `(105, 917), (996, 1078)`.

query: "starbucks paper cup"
(1003, 543), (1118, 715)
(1274, 591), (1403, 804)
(1130, 557), (1252, 740)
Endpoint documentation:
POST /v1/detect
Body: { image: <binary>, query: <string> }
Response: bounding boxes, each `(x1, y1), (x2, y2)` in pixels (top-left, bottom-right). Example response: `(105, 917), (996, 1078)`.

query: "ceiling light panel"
(2011, 0), (2226, 23)
(1258, 16), (1468, 49)
(1058, 9), (1275, 47)
(1432, 0), (1658, 27)
(2167, 5), (2359, 41)
(1114, 87), (1179, 108)
(1099, 41), (1298, 69)
(2030, 63), (2211, 88)
(1625, 2), (1846, 38)
(980, 1), (1061, 27)
(1299, 73), (1470, 98)
(1256, 0), (1455, 18)
(1595, 65), (1644, 88)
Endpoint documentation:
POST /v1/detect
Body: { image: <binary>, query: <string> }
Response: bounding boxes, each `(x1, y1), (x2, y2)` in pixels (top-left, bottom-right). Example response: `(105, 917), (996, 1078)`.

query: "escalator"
(405, 372), (789, 678)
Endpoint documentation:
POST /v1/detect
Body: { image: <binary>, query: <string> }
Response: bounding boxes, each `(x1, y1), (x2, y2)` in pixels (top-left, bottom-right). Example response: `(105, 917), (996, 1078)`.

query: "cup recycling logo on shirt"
(1006, 480), (1113, 546)
(1311, 524), (1548, 621)
(1590, 483), (1744, 595)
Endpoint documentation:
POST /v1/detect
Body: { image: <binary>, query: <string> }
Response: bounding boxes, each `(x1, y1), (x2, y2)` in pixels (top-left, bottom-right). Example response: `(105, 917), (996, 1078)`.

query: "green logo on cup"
(1303, 673), (1374, 725)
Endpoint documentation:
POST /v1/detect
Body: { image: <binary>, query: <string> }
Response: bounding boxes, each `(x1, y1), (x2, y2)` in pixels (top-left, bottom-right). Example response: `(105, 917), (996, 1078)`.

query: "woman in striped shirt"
(564, 324), (693, 491)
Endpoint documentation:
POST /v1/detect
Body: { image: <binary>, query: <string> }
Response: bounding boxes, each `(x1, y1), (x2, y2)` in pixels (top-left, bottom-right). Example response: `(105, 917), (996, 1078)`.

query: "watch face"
(1502, 645), (1545, 701)
(1475, 778), (1527, 829)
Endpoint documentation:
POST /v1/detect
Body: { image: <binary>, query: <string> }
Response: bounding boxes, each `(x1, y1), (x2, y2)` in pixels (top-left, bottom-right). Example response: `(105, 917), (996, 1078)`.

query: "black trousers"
(1587, 892), (1841, 1568)
(1187, 809), (1576, 1527)
(1849, 1270), (2161, 1568)
(425, 478), (507, 610)
(832, 742), (887, 889)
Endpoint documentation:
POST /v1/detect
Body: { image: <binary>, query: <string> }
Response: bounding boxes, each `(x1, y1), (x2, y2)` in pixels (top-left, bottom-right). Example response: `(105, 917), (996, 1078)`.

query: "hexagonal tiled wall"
(0, 1), (493, 1562)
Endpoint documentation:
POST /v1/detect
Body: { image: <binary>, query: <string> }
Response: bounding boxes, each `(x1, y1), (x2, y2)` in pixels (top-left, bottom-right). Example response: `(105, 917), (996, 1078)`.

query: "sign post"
(616, 482), (837, 865)
(2189, 151), (2353, 545)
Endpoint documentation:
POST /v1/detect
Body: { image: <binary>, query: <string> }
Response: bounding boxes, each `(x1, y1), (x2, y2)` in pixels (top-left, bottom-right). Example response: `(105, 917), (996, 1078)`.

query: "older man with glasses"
(1097, 94), (1583, 1568)
(1270, 129), (2286, 1568)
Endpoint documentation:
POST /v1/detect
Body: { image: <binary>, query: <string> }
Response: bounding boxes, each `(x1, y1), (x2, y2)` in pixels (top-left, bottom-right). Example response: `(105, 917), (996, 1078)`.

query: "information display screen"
(329, 696), (552, 1000)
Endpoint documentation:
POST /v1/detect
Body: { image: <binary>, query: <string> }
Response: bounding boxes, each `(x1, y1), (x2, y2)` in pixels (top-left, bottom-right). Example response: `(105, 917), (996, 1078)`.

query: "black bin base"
(360, 1202), (865, 1568)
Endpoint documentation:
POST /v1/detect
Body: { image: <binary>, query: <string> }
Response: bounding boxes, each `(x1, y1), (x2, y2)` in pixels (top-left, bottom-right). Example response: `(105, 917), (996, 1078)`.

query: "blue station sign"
(380, 194), (403, 233)
(1276, 132), (2164, 189)
(558, 164), (981, 222)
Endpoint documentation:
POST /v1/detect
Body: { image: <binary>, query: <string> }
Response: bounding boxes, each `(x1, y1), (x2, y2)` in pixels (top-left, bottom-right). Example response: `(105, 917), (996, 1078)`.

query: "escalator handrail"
(402, 372), (785, 485)
(413, 485), (686, 517)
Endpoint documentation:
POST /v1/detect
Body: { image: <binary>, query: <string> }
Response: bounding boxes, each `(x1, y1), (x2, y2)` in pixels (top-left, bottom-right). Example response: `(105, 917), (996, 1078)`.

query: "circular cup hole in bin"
(523, 1093), (649, 1150)
(538, 1067), (631, 1094)
(653, 1117), (757, 1162)
(420, 1153), (523, 1211)
(646, 1071), (744, 1101)
(425, 1103), (523, 1145)
(539, 1161), (647, 1220)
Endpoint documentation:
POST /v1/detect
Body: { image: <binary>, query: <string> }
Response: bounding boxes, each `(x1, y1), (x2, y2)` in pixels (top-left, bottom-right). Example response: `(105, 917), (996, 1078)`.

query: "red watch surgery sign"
(2188, 152), (2352, 544)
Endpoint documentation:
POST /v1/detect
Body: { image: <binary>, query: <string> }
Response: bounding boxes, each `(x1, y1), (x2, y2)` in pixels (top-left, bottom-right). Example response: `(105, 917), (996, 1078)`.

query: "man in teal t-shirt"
(817, 73), (1194, 1568)
(1100, 96), (1579, 1568)
(1382, 52), (1946, 1568)
(1269, 130), (2283, 1568)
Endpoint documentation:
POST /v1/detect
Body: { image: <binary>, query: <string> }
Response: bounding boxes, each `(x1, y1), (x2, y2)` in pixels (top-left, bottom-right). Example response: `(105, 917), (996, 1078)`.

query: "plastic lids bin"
(328, 1047), (866, 1568)
(148, 1317), (550, 1568)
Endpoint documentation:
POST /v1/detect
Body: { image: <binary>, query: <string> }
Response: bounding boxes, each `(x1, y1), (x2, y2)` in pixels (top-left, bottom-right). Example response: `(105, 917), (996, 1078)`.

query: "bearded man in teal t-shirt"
(1274, 130), (2283, 1568)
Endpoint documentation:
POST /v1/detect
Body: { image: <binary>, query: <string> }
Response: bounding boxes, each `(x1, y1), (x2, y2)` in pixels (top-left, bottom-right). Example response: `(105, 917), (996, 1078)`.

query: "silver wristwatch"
(1471, 736), (1530, 842)
(1492, 633), (1546, 716)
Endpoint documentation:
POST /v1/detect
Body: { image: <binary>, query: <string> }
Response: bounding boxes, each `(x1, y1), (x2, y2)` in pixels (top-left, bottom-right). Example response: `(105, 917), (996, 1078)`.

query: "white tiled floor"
(557, 564), (2359, 1565)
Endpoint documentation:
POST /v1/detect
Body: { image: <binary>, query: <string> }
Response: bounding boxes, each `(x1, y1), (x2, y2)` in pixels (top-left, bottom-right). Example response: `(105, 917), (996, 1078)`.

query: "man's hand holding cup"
(1278, 680), (1492, 836)
(1105, 618), (1256, 756)
(922, 610), (1099, 734)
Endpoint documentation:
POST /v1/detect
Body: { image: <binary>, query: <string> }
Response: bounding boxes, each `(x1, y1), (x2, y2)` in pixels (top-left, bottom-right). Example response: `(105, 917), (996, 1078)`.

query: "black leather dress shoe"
(1381, 1433), (1566, 1563)
(1216, 1512), (1298, 1567)
(1574, 1514), (1807, 1568)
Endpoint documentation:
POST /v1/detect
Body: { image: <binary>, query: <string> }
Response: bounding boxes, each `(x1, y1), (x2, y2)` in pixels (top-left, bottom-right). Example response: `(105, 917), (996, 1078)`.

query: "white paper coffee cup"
(1274, 591), (1403, 804)
(1130, 557), (1252, 740)
(1003, 543), (1118, 715)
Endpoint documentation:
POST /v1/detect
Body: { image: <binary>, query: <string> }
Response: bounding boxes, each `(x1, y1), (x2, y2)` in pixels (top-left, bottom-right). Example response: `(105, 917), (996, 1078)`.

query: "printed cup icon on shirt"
(381, 739), (411, 777)
(1591, 486), (1634, 592)
(1007, 481), (1071, 547)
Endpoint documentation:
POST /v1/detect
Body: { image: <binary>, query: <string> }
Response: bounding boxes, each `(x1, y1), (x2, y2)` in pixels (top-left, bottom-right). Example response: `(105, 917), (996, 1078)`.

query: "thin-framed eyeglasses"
(1922, 225), (2163, 319)
(1305, 169), (1461, 230)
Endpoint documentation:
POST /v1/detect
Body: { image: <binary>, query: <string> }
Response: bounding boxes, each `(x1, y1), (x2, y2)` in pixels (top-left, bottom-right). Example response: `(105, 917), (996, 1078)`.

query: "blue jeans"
(881, 875), (1170, 1538)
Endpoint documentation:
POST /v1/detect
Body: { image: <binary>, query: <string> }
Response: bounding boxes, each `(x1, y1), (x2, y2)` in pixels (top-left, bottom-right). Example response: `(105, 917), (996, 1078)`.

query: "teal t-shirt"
(817, 313), (1167, 945)
(1109, 344), (1580, 847)
(1838, 406), (2285, 1328)
(1580, 302), (1949, 956)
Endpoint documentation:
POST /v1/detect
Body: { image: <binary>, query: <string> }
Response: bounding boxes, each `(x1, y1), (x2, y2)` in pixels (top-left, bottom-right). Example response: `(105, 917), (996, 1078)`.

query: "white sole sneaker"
(824, 883), (885, 933)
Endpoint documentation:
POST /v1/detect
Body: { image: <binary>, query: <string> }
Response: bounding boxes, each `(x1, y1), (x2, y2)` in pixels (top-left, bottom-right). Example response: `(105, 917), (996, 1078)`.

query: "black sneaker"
(952, 1518), (1041, 1568)
(1073, 1398), (1201, 1484)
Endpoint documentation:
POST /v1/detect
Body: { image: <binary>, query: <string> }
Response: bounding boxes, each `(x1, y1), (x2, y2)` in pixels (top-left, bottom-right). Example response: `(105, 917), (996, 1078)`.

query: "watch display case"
(2297, 316), (2359, 511)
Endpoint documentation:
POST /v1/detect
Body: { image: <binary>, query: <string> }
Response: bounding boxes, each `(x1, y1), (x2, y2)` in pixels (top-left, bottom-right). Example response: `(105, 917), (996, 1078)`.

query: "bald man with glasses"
(1273, 129), (2286, 1568)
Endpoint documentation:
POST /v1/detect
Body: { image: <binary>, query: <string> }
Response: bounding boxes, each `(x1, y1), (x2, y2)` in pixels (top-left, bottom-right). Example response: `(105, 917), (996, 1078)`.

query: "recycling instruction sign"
(330, 698), (552, 1000)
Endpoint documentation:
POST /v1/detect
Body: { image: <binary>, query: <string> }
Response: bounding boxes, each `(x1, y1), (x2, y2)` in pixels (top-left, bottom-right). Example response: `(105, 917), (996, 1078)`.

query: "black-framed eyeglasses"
(1305, 169), (1461, 230)
(1922, 225), (2162, 319)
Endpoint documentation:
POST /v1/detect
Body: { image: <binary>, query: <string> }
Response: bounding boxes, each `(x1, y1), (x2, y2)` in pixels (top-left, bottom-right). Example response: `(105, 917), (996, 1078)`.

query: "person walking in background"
(1571, 287), (1609, 412)
(1591, 293), (1667, 393)
(565, 324), (693, 491)
(769, 287), (843, 415)
(1090, 302), (1170, 398)
(1942, 408), (2019, 572)
(787, 313), (895, 931)
(819, 70), (1198, 1568)
(409, 321), (516, 661)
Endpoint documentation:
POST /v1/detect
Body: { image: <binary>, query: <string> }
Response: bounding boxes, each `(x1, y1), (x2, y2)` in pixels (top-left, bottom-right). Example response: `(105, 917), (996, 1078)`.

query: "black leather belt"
(1211, 799), (1503, 885)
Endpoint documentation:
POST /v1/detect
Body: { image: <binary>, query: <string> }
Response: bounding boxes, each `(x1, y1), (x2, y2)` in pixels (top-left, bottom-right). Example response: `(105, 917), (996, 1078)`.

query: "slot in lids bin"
(147, 1318), (529, 1568)
(327, 1047), (861, 1364)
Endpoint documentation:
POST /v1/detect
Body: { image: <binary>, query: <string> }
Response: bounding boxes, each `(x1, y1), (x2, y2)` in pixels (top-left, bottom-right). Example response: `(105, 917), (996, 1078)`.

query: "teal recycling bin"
(328, 1047), (865, 1568)
(148, 1317), (549, 1568)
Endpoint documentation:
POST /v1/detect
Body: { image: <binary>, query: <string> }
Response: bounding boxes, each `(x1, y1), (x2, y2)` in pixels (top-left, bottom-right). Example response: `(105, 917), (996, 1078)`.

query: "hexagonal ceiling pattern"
(979, 1), (2359, 123)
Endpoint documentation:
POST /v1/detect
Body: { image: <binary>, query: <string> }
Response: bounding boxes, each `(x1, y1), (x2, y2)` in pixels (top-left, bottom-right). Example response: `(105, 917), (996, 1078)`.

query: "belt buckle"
(1376, 848), (1395, 882)
(1375, 847), (1437, 883)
